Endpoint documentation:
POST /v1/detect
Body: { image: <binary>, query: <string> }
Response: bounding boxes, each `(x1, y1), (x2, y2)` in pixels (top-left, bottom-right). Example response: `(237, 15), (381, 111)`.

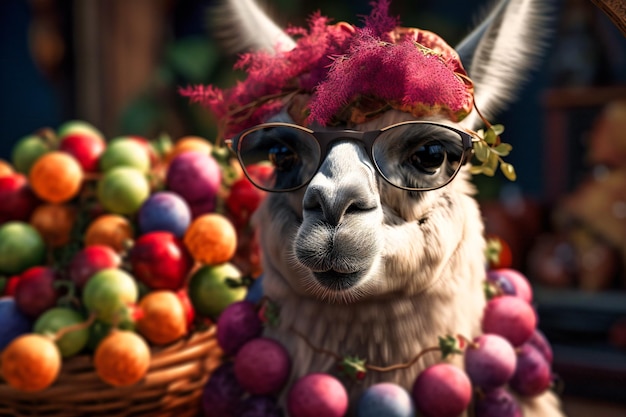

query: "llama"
(185, 0), (565, 415)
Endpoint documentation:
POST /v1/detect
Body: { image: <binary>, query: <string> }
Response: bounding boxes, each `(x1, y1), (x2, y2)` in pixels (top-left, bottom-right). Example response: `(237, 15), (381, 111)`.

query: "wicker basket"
(0, 326), (222, 417)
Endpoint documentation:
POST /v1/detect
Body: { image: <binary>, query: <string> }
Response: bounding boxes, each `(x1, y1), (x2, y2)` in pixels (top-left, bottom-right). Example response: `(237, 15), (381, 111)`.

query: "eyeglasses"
(225, 121), (475, 192)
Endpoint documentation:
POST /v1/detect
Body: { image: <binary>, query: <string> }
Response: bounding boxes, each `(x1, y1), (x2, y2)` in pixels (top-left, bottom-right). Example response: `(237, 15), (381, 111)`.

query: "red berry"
(488, 268), (533, 303)
(482, 295), (537, 347)
(412, 363), (472, 417)
(287, 373), (348, 417)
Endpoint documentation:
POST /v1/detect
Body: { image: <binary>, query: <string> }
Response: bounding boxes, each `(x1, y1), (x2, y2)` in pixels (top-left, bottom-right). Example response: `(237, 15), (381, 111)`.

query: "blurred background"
(1, 0), (625, 414)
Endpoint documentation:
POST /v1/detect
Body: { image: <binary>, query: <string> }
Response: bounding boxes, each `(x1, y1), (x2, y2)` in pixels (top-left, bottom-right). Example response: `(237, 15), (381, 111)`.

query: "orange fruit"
(1, 333), (61, 391)
(0, 159), (13, 177)
(84, 214), (134, 253)
(183, 213), (237, 265)
(29, 151), (83, 203)
(136, 291), (188, 345)
(30, 203), (77, 247)
(167, 136), (212, 162)
(94, 330), (151, 387)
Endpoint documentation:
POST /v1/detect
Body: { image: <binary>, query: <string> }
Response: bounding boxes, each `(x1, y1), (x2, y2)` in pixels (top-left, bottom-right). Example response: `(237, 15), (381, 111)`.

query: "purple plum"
(464, 334), (517, 390)
(137, 191), (191, 237)
(509, 343), (553, 397)
(202, 362), (245, 417)
(234, 337), (291, 395)
(474, 387), (523, 417)
(217, 300), (263, 356)
(237, 395), (284, 417)
(166, 151), (221, 218)
(0, 297), (32, 350)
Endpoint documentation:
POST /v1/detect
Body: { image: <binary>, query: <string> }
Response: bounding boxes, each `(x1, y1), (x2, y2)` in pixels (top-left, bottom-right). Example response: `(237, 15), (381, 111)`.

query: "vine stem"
(289, 325), (455, 373)
(52, 313), (96, 342)
(366, 346), (441, 372)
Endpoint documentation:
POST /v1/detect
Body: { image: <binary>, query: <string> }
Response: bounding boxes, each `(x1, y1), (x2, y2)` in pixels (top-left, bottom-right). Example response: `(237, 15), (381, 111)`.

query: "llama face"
(251, 110), (480, 303)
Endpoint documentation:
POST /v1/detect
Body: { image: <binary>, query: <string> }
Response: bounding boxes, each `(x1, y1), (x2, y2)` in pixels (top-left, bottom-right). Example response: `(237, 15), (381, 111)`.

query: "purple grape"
(509, 343), (553, 397)
(237, 395), (284, 417)
(527, 329), (553, 364)
(217, 300), (264, 356)
(357, 382), (416, 417)
(234, 338), (291, 395)
(202, 362), (245, 417)
(474, 388), (522, 417)
(412, 363), (472, 417)
(138, 191), (191, 237)
(464, 334), (517, 390)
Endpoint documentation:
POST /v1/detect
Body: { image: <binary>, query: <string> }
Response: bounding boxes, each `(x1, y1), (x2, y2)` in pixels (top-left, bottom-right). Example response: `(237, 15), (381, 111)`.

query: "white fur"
(210, 0), (295, 53)
(458, 0), (554, 128)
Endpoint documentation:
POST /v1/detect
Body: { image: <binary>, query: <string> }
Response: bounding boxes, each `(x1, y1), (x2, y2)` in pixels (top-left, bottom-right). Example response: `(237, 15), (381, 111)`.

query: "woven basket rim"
(0, 325), (222, 416)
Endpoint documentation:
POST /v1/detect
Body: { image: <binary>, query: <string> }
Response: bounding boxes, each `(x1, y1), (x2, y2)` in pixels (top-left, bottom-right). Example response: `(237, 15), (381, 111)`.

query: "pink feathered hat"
(181, 0), (474, 138)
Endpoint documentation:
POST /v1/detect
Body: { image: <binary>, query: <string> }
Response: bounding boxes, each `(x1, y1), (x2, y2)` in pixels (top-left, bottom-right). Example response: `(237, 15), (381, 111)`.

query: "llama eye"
(409, 141), (446, 174)
(269, 144), (299, 172)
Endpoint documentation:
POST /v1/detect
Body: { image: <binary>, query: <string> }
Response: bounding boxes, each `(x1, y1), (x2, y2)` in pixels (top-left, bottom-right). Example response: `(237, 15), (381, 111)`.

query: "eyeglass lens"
(236, 123), (466, 192)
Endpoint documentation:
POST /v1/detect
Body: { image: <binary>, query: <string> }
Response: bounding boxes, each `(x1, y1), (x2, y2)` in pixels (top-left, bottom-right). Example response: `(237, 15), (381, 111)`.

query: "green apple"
(97, 167), (150, 215)
(11, 134), (50, 174)
(82, 268), (138, 324)
(57, 120), (104, 139)
(0, 222), (46, 275)
(187, 263), (247, 320)
(34, 307), (89, 358)
(99, 138), (150, 173)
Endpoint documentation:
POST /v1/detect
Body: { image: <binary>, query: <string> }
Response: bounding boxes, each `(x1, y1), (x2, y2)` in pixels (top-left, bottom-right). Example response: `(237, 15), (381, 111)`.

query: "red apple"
(176, 288), (196, 328)
(129, 231), (193, 290)
(226, 177), (266, 229)
(58, 131), (106, 173)
(14, 266), (60, 319)
(67, 245), (122, 289)
(0, 173), (40, 223)
(2, 275), (20, 296)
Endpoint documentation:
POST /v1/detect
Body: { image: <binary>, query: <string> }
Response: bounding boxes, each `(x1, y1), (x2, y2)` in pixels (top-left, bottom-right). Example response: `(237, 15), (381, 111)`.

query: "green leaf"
(491, 124), (505, 135)
(500, 162), (517, 181)
(483, 152), (499, 176)
(473, 140), (490, 162)
(484, 128), (497, 145)
(438, 335), (463, 359)
(492, 143), (513, 156)
(337, 355), (368, 381)
(469, 165), (485, 175)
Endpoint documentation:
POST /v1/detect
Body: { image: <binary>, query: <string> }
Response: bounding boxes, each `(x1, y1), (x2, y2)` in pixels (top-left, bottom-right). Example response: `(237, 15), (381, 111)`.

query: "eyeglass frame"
(225, 120), (476, 193)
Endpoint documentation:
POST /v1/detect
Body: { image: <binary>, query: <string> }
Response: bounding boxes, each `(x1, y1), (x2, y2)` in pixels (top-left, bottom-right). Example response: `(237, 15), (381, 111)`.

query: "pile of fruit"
(202, 254), (556, 417)
(0, 120), (266, 394)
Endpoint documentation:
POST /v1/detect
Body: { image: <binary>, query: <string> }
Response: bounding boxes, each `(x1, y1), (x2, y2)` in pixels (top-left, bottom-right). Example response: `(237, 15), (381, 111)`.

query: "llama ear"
(209, 0), (296, 54)
(456, 0), (553, 129)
